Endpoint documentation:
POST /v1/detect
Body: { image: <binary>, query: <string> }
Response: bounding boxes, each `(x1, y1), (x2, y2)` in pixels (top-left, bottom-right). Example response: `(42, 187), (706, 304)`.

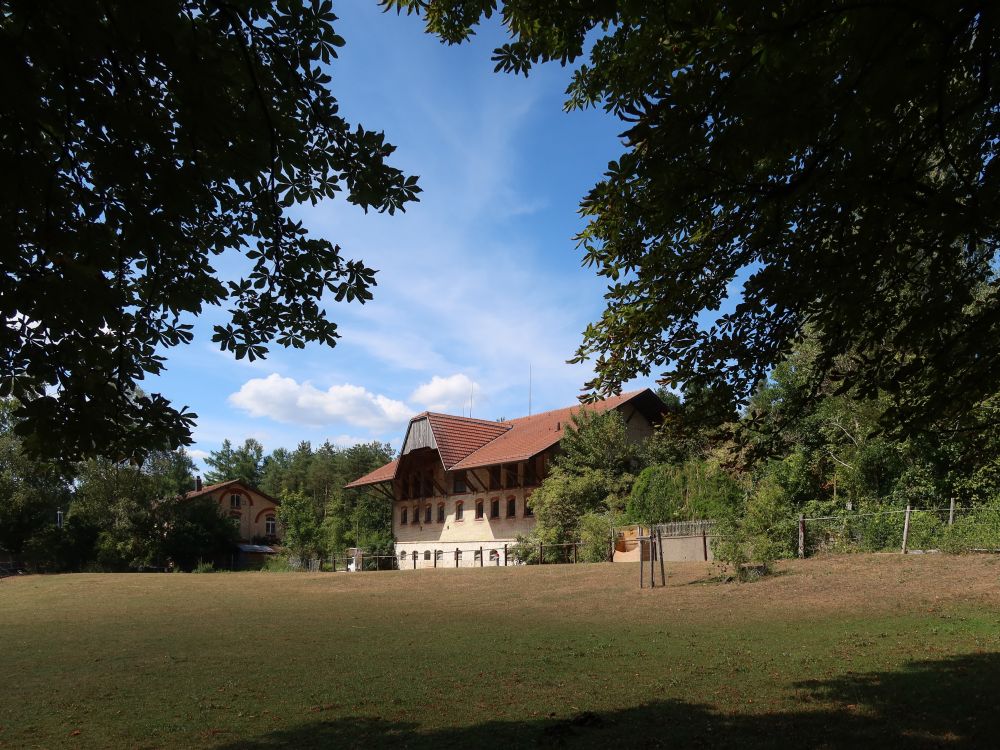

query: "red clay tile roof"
(183, 479), (280, 505)
(344, 459), (399, 489)
(344, 389), (663, 488)
(423, 413), (510, 469)
(451, 390), (650, 470)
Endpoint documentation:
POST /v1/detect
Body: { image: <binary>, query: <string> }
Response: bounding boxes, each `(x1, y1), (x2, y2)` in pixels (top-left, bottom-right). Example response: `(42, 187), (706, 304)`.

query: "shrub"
(577, 512), (614, 563)
(193, 560), (215, 573)
(713, 475), (795, 581)
(940, 504), (1000, 553)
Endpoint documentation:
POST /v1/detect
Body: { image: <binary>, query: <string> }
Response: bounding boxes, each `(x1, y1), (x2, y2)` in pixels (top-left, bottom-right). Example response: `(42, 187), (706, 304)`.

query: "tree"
(626, 459), (742, 524)
(0, 399), (72, 556)
(556, 410), (636, 477)
(1, 0), (420, 465)
(204, 438), (264, 486)
(386, 0), (999, 433)
(277, 490), (323, 563)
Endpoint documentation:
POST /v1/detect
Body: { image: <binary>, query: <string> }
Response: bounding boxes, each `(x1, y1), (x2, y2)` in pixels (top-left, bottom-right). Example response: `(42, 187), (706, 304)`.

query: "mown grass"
(2, 554), (999, 748)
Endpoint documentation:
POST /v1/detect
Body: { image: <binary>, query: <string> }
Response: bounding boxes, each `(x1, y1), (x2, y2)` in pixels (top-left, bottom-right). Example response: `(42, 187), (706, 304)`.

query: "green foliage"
(204, 439), (265, 486)
(192, 561), (216, 574)
(713, 476), (796, 581)
(555, 409), (636, 477)
(159, 497), (239, 572)
(0, 399), (72, 556)
(277, 490), (323, 563)
(577, 511), (614, 563)
(941, 505), (1000, 553)
(2, 1), (420, 465)
(626, 460), (742, 524)
(387, 0), (1000, 437)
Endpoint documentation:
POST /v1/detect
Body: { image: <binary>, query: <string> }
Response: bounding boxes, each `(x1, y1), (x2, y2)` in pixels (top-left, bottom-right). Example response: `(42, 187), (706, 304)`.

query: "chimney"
(195, 475), (202, 491)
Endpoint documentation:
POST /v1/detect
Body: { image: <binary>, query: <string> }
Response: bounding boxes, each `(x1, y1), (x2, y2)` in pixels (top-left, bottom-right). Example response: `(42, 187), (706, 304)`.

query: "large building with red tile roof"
(346, 389), (666, 568)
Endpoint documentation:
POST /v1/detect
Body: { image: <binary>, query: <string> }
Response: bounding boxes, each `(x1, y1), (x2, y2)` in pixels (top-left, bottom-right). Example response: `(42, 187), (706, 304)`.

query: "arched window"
(489, 549), (500, 562)
(475, 500), (484, 520)
(437, 503), (445, 523)
(423, 550), (431, 561)
(490, 499), (500, 519)
(400, 507), (408, 525)
(455, 501), (464, 521)
(506, 497), (516, 518)
(230, 494), (241, 509)
(265, 515), (276, 536)
(474, 549), (482, 563)
(424, 505), (432, 524)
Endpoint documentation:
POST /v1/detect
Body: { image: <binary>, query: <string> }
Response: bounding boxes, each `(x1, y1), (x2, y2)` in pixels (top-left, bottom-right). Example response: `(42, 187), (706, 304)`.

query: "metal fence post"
(504, 543), (508, 566)
(902, 504), (912, 554)
(657, 529), (666, 586)
(539, 542), (543, 565)
(479, 546), (484, 567)
(798, 515), (806, 559)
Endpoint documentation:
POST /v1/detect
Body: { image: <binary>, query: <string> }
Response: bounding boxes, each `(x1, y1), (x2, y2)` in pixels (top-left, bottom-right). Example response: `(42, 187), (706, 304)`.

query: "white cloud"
(228, 374), (411, 432)
(188, 449), (210, 461)
(410, 373), (479, 413)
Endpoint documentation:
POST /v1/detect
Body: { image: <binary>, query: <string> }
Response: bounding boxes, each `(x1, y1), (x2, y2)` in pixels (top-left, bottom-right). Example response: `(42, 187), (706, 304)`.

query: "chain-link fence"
(799, 505), (1000, 556)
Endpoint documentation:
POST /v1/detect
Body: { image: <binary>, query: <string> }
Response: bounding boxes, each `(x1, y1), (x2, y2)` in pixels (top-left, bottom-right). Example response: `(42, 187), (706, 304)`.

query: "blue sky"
(149, 3), (661, 470)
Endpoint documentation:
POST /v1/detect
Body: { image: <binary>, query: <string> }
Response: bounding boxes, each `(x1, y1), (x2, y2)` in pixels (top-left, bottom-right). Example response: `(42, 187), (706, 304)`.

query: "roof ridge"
(424, 411), (513, 429)
(506, 389), (646, 423)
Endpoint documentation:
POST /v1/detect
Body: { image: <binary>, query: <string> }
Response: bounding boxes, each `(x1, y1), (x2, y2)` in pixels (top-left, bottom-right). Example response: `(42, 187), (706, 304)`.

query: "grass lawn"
(2, 554), (999, 749)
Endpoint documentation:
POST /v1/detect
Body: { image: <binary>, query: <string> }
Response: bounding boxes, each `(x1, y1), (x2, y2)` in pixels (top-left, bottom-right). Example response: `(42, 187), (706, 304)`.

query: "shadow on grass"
(217, 652), (1000, 749)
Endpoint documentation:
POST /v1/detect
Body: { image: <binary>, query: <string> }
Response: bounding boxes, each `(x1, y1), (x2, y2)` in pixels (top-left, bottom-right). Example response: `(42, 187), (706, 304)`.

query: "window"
(523, 459), (537, 487)
(489, 549), (500, 562)
(455, 501), (464, 521)
(524, 498), (534, 517)
(435, 550), (443, 562)
(475, 500), (484, 520)
(230, 494), (241, 509)
(488, 466), (501, 490)
(490, 499), (500, 519)
(400, 507), (408, 525)
(474, 549), (482, 563)
(265, 515), (276, 536)
(504, 464), (519, 488)
(506, 497), (516, 518)
(453, 470), (467, 494)
(437, 503), (445, 523)
(424, 550), (431, 561)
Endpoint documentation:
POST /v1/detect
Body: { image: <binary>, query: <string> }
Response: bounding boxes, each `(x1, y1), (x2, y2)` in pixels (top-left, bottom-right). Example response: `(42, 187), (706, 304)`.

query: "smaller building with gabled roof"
(184, 478), (282, 545)
(346, 389), (666, 568)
